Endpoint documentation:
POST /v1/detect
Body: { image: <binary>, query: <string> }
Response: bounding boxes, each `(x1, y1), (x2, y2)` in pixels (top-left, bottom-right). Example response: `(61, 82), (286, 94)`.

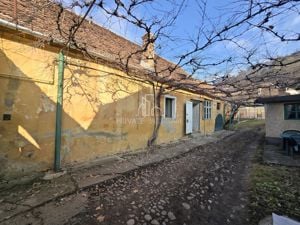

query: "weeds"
(249, 160), (300, 224)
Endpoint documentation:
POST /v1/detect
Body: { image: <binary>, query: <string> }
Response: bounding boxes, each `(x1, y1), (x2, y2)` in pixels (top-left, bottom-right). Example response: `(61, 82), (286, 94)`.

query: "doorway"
(215, 114), (224, 131)
(192, 101), (200, 132)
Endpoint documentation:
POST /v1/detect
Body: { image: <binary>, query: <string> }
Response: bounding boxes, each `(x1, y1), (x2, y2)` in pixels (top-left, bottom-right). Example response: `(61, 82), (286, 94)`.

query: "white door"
(185, 101), (193, 134)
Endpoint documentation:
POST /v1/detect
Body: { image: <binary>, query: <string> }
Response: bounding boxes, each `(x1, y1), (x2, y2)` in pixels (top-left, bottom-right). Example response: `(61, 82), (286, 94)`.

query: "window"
(164, 96), (176, 118)
(3, 114), (11, 121)
(203, 100), (212, 119)
(217, 102), (221, 110)
(284, 103), (300, 120)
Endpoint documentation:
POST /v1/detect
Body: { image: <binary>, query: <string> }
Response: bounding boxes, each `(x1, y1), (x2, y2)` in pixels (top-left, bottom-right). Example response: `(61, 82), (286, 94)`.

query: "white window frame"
(164, 95), (176, 119)
(203, 100), (212, 120)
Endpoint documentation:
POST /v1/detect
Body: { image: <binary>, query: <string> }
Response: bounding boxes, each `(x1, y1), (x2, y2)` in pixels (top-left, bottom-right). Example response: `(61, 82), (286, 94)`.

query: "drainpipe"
(54, 51), (64, 172)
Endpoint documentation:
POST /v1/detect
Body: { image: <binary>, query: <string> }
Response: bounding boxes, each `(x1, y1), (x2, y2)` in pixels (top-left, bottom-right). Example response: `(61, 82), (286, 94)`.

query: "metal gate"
(215, 114), (223, 131)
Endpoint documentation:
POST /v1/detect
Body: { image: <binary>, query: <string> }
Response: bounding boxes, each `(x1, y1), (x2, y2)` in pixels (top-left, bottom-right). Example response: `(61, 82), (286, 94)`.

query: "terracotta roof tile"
(0, 0), (216, 97)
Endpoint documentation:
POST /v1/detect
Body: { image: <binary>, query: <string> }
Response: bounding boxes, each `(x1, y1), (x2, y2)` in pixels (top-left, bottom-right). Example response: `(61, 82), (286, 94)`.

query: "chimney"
(140, 33), (155, 70)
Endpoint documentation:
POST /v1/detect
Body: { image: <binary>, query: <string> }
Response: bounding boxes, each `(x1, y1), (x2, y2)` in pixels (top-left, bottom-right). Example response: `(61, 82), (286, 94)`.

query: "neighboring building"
(257, 87), (300, 98)
(217, 51), (300, 106)
(0, 0), (224, 179)
(235, 88), (300, 120)
(236, 106), (265, 120)
(256, 94), (300, 144)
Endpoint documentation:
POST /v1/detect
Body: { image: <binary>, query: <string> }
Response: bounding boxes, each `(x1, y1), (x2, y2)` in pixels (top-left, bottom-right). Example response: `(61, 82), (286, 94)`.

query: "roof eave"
(0, 18), (216, 98)
(255, 94), (300, 104)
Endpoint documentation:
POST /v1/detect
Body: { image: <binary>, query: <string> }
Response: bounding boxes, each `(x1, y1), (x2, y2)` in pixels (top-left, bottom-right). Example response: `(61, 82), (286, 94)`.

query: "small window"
(217, 102), (221, 110)
(203, 100), (212, 120)
(284, 103), (300, 120)
(164, 96), (176, 118)
(3, 114), (11, 121)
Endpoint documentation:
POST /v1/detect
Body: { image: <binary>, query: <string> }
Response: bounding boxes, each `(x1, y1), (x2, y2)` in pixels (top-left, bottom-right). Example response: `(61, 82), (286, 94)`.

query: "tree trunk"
(224, 104), (240, 127)
(147, 85), (163, 147)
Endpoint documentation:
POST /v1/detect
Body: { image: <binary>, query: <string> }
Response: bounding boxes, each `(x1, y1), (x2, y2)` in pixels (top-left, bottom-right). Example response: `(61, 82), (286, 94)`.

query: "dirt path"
(1, 127), (264, 225)
(65, 127), (264, 225)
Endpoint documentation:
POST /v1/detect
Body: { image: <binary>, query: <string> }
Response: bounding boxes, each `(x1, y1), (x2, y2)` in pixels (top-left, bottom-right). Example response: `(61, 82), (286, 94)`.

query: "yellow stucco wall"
(0, 31), (223, 179)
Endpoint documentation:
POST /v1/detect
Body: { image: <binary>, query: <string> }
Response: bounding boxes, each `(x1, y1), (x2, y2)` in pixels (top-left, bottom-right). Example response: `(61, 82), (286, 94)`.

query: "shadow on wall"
(0, 47), (62, 178)
(0, 43), (156, 179)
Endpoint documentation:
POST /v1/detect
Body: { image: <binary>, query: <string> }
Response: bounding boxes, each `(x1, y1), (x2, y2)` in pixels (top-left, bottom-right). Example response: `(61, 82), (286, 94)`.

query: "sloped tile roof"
(0, 0), (215, 97)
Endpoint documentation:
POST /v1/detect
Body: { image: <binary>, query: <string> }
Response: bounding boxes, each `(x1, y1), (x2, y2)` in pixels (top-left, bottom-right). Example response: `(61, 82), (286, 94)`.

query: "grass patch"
(227, 119), (265, 130)
(249, 162), (300, 224)
(231, 119), (265, 130)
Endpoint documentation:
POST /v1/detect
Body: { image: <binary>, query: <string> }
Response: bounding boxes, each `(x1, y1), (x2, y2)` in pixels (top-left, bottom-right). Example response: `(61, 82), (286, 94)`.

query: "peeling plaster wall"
(0, 31), (58, 179)
(0, 31), (223, 179)
(157, 94), (225, 143)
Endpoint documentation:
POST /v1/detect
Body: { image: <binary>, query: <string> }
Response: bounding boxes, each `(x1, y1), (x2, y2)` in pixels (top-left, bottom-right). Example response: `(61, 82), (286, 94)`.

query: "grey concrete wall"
(265, 103), (300, 138)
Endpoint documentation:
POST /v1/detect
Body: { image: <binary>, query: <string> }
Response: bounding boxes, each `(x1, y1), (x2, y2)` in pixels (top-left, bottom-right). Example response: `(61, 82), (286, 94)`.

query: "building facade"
(237, 106), (265, 120)
(0, 0), (224, 179)
(256, 95), (300, 143)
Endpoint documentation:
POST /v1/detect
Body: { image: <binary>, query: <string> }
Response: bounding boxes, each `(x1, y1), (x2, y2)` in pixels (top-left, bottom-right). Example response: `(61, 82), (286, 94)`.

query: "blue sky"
(68, 0), (300, 80)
